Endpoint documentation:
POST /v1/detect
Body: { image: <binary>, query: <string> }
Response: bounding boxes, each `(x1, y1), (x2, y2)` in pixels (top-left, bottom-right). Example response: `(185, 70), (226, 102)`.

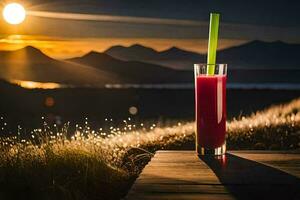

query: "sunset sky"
(0, 0), (300, 59)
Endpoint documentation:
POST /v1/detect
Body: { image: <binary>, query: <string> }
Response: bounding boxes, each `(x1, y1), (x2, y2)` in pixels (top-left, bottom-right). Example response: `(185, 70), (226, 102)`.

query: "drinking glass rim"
(194, 63), (227, 66)
(194, 63), (227, 75)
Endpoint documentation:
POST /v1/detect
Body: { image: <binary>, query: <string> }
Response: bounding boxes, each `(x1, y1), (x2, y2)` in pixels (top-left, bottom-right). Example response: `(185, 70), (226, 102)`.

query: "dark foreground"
(0, 80), (300, 200)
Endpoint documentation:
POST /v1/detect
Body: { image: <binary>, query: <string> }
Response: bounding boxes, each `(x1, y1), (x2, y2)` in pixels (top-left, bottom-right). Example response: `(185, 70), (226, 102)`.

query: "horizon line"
(0, 39), (294, 60)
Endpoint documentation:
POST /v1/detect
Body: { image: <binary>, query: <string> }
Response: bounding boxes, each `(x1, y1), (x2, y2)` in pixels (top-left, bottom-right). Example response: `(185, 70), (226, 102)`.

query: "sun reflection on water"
(10, 80), (63, 89)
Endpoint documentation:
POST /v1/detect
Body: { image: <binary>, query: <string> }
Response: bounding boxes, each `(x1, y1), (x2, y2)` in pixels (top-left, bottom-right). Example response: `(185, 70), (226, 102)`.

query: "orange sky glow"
(0, 3), (297, 60)
(0, 34), (247, 59)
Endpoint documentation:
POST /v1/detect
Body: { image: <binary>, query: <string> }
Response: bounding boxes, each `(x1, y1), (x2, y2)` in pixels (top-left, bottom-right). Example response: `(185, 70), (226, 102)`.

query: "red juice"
(195, 75), (226, 149)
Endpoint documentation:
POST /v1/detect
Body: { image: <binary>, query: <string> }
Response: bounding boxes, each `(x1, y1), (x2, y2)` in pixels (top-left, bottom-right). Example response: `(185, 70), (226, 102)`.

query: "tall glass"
(194, 64), (227, 155)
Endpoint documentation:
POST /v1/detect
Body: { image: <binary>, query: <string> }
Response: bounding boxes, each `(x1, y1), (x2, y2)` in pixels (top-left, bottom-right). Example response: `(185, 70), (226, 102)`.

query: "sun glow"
(2, 3), (26, 25)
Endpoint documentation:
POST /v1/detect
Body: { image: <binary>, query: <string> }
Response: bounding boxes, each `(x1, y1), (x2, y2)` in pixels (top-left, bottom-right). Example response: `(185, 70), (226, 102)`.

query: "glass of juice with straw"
(194, 13), (227, 155)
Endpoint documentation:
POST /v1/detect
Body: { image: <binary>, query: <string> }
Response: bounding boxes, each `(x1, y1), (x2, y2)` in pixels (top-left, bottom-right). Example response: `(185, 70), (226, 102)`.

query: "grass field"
(0, 98), (300, 200)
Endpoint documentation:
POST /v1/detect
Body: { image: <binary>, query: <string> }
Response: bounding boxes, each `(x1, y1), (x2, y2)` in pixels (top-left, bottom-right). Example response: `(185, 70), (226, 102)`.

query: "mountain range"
(0, 46), (190, 86)
(0, 40), (300, 87)
(106, 40), (300, 70)
(0, 46), (118, 86)
(68, 51), (189, 84)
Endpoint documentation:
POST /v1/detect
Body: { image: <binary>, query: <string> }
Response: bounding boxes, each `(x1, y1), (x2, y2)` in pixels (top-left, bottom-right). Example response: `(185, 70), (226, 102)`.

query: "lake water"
(10, 80), (300, 90)
(2, 79), (300, 133)
(105, 83), (300, 90)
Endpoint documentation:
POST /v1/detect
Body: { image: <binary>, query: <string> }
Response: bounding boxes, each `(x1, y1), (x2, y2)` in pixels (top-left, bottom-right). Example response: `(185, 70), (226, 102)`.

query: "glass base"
(196, 142), (226, 156)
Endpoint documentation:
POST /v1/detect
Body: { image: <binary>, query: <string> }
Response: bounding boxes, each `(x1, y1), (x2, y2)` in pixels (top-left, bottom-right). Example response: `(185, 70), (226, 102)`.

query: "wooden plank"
(130, 184), (229, 194)
(126, 151), (234, 200)
(125, 151), (300, 200)
(126, 193), (234, 200)
(230, 151), (300, 178)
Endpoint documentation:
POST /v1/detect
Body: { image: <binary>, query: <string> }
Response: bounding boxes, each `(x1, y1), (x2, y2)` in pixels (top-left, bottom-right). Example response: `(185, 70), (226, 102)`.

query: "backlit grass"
(0, 98), (299, 199)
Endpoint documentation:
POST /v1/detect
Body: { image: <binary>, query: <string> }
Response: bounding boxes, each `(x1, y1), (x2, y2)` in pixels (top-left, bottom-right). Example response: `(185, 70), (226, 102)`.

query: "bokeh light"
(45, 97), (55, 107)
(129, 106), (138, 115)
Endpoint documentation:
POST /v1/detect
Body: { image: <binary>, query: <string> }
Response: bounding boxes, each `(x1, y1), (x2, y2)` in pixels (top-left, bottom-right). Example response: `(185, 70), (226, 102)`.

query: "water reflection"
(11, 80), (63, 89)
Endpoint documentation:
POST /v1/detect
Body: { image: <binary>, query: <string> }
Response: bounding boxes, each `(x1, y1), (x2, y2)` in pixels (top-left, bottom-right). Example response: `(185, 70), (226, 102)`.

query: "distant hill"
(104, 44), (158, 61)
(0, 46), (191, 86)
(68, 51), (191, 83)
(218, 40), (300, 69)
(105, 41), (300, 70)
(105, 44), (204, 70)
(1, 44), (300, 87)
(0, 46), (119, 86)
(105, 44), (203, 61)
(69, 50), (300, 84)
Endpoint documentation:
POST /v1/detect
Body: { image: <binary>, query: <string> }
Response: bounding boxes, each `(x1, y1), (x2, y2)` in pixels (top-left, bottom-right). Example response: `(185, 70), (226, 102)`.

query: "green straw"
(207, 13), (220, 75)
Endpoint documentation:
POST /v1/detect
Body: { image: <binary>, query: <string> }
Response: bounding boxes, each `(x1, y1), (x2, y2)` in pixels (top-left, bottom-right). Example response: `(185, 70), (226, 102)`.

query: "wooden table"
(125, 151), (300, 200)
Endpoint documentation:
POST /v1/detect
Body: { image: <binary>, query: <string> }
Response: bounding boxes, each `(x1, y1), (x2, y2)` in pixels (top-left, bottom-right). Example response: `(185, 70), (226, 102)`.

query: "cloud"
(27, 11), (206, 26)
(1, 10), (300, 43)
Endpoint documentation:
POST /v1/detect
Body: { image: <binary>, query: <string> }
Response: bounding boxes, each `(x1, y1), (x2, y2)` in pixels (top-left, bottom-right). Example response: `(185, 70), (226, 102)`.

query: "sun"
(2, 3), (26, 25)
